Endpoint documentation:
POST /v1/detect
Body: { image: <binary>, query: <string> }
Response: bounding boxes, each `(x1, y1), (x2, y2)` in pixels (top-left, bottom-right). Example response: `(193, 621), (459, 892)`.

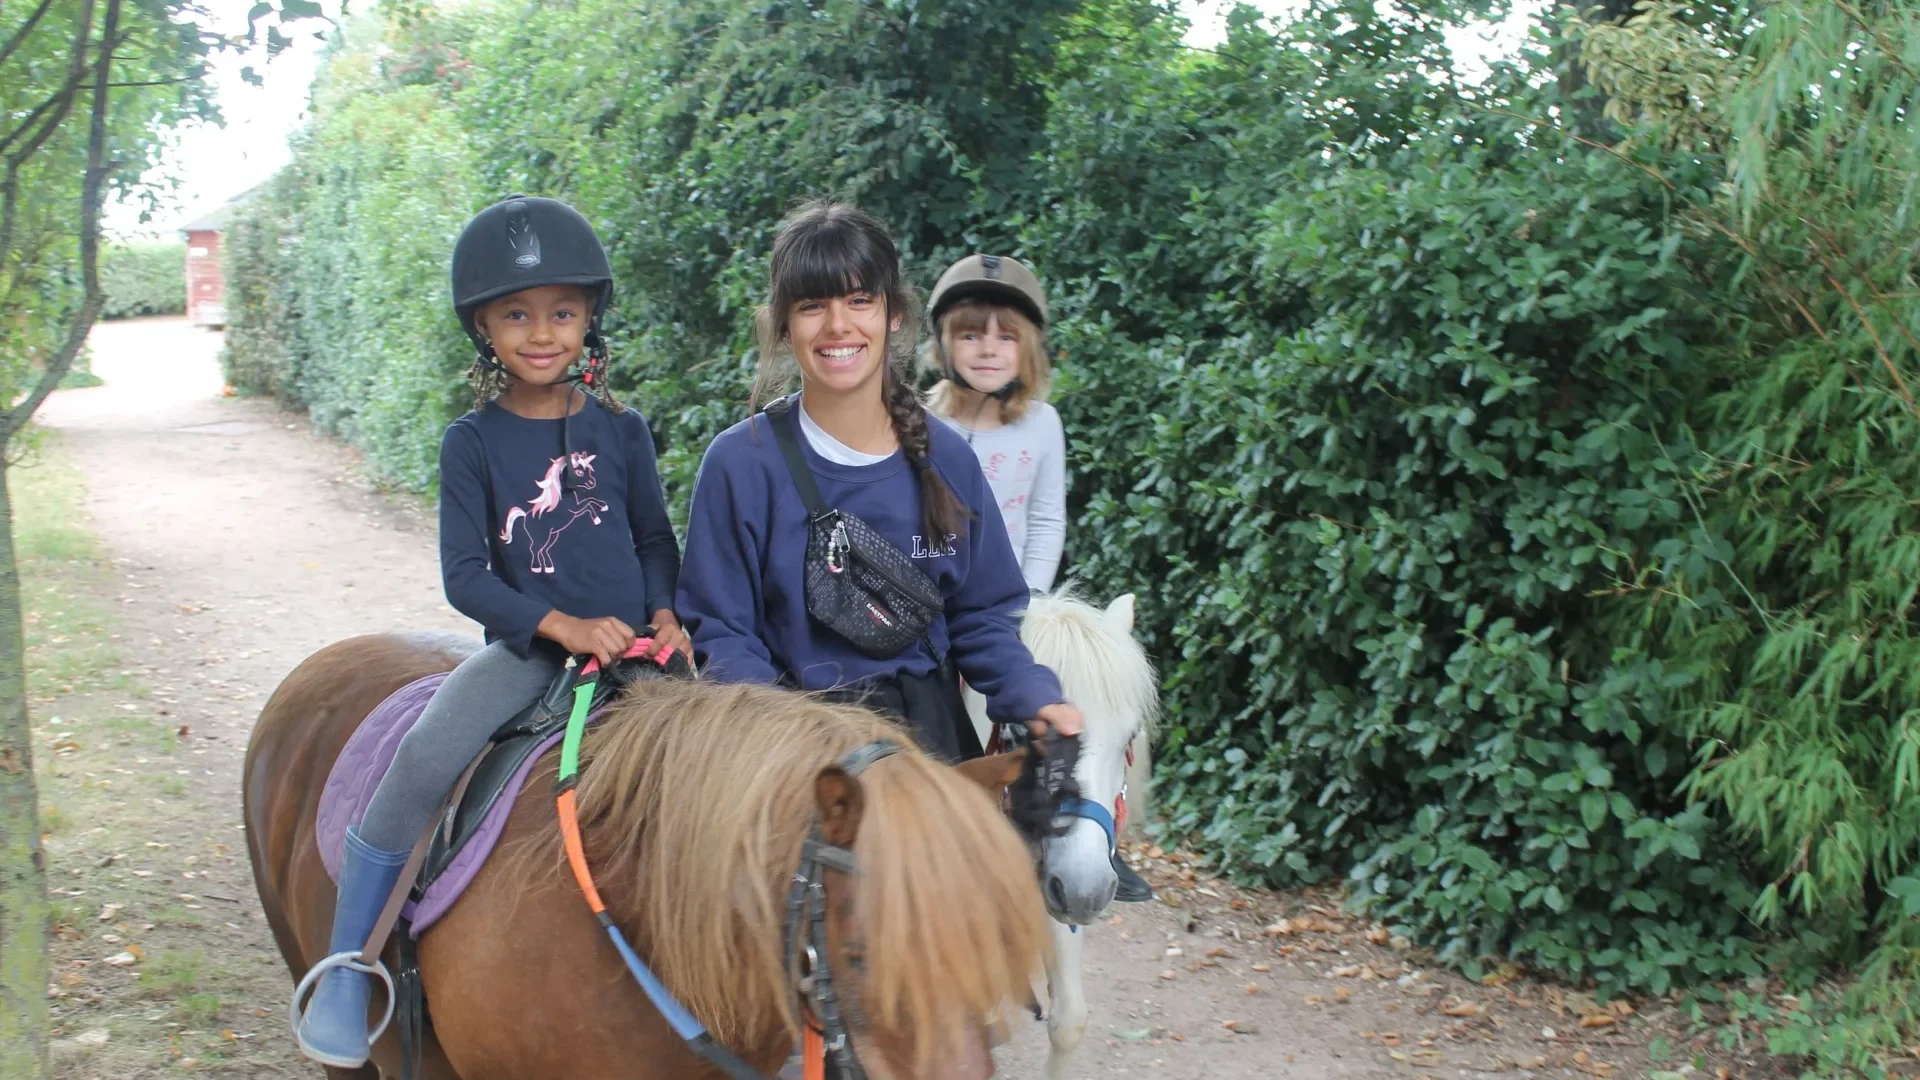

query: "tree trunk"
(0, 460), (49, 1080)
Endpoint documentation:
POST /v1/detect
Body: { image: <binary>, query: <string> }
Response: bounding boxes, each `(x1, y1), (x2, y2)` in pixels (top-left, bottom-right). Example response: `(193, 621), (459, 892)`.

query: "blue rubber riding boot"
(294, 826), (411, 1068)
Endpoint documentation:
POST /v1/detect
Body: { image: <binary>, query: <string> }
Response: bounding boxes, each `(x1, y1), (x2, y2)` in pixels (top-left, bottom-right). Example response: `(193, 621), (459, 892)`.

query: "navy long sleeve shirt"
(438, 398), (681, 655)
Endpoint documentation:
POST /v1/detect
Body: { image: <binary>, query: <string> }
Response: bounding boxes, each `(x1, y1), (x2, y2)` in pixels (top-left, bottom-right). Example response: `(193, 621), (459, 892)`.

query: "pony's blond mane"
(554, 678), (1048, 1070)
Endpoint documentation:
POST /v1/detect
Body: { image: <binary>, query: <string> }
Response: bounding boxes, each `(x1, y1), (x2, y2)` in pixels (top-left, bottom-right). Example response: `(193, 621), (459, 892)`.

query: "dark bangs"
(752, 200), (923, 408)
(768, 204), (905, 320)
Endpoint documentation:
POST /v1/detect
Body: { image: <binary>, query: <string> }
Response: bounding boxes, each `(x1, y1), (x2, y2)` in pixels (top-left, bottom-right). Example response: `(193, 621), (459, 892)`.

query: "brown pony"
(244, 633), (1050, 1080)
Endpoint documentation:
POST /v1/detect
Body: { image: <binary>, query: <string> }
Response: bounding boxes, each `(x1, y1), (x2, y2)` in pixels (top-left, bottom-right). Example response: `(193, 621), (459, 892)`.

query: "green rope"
(558, 677), (597, 783)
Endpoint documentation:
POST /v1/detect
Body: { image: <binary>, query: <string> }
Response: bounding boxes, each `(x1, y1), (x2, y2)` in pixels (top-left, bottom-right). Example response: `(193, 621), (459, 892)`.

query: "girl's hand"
(539, 611), (637, 668)
(647, 609), (694, 662)
(1029, 701), (1084, 739)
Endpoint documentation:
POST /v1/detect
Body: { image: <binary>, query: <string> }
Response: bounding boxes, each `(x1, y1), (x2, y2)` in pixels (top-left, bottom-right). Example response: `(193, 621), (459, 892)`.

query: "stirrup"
(289, 949), (397, 1049)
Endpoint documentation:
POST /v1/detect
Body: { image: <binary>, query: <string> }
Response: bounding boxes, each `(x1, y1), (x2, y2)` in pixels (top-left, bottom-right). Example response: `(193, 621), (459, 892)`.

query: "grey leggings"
(357, 640), (565, 853)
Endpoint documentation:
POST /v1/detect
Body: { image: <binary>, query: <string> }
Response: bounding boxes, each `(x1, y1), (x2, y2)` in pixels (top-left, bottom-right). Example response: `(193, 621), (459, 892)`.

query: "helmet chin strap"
(557, 322), (610, 492)
(944, 359), (1021, 402)
(478, 320), (608, 493)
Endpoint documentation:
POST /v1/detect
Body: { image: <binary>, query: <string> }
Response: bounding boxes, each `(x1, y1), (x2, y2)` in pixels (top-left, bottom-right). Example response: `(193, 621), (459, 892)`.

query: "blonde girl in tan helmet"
(924, 254), (1152, 903)
(924, 254), (1067, 595)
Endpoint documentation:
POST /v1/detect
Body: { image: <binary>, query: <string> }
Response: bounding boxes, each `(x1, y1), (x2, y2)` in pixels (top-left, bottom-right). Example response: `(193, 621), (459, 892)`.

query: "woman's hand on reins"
(1029, 701), (1084, 739)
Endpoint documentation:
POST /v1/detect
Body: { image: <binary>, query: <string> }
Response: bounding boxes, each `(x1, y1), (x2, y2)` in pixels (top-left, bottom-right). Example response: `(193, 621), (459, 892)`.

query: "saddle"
(415, 647), (692, 896)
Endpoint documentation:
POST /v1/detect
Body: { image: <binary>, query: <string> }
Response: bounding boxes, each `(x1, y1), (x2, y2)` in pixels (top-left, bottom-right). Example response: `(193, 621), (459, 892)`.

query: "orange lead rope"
(551, 641), (793, 1080)
(555, 787), (606, 914)
(803, 1027), (826, 1080)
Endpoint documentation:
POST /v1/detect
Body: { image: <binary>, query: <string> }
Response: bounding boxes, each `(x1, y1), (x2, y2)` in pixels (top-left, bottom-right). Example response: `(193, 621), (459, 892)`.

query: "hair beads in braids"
(754, 199), (970, 542)
(463, 328), (627, 414)
(467, 348), (506, 412)
(581, 331), (628, 415)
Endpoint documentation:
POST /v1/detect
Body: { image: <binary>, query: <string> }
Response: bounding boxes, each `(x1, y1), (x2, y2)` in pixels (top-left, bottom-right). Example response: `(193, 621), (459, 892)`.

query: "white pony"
(966, 585), (1159, 1080)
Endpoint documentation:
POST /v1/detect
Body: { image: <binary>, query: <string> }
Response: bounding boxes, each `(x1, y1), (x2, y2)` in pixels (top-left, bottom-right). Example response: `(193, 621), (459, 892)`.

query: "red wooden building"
(179, 202), (236, 327)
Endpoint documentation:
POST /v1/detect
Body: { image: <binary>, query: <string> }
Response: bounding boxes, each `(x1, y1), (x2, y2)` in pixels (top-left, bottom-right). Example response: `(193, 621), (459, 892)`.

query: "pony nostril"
(1046, 875), (1069, 913)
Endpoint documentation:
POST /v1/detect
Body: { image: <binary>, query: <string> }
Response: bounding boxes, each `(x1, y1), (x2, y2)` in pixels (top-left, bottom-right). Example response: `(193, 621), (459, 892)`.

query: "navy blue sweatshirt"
(439, 397), (681, 656)
(675, 397), (1065, 724)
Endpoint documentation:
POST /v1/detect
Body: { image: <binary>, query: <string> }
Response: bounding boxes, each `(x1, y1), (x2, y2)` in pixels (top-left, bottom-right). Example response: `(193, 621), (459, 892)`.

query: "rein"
(552, 640), (895, 1080)
(988, 723), (1132, 851)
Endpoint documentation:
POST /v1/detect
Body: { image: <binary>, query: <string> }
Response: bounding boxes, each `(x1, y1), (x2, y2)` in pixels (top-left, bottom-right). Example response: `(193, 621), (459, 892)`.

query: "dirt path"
(28, 316), (1773, 1080)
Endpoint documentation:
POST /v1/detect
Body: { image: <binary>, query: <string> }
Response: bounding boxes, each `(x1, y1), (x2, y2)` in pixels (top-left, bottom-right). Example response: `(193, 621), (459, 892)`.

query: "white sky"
(1181, 0), (1548, 74)
(104, 0), (330, 240)
(109, 0), (1545, 242)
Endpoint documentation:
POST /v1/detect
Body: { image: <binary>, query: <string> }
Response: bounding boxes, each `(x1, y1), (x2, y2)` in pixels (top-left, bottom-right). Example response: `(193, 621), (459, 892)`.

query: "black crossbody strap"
(764, 397), (828, 516)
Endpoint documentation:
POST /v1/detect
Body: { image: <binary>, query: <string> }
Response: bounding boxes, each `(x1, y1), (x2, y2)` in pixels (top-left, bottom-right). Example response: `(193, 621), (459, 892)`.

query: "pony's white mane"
(1036, 580), (1152, 730)
(963, 582), (1160, 833)
(1020, 584), (1160, 751)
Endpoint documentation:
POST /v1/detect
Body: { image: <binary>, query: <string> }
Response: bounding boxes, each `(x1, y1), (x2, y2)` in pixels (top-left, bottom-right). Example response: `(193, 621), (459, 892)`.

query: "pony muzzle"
(1041, 818), (1118, 925)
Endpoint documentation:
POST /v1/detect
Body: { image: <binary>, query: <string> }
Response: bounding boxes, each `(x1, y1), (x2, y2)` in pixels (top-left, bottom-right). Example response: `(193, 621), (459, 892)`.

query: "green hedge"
(221, 43), (479, 490)
(222, 0), (1920, 1066)
(100, 243), (184, 319)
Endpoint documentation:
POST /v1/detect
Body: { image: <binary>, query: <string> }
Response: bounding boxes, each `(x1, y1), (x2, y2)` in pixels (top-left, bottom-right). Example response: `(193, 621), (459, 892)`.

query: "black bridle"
(779, 739), (898, 1080)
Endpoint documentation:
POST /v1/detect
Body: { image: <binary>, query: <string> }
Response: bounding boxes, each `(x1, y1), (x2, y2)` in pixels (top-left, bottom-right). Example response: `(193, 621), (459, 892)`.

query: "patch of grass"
(14, 428), (122, 696)
(17, 435), (290, 1074)
(102, 710), (176, 754)
(137, 950), (204, 997)
(52, 896), (91, 934)
(150, 901), (204, 929)
(174, 991), (222, 1027)
(40, 800), (71, 836)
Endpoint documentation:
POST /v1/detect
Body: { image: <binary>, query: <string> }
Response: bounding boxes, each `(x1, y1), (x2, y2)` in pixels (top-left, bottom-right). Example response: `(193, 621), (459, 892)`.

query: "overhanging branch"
(0, 0), (97, 274)
(1, 0), (119, 441)
(0, 0), (58, 71)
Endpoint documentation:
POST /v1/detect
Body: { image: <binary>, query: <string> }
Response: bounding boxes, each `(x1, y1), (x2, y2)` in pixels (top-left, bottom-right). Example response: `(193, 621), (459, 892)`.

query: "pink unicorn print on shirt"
(499, 452), (608, 574)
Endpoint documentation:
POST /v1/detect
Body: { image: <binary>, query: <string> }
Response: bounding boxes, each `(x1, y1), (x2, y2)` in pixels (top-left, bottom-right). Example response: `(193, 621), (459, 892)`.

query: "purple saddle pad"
(314, 672), (565, 937)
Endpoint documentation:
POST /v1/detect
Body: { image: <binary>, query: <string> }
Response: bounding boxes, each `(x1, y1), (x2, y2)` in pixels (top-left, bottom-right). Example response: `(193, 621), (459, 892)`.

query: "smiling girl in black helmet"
(291, 195), (687, 1069)
(924, 254), (1066, 594)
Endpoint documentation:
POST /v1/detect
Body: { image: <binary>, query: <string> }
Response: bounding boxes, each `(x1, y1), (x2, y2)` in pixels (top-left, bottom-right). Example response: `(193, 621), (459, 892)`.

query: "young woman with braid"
(674, 200), (1082, 763)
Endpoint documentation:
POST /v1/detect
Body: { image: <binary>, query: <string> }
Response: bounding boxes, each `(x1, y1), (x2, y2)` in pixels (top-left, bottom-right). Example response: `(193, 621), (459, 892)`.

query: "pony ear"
(955, 751), (1027, 795)
(813, 765), (866, 849)
(1105, 593), (1136, 633)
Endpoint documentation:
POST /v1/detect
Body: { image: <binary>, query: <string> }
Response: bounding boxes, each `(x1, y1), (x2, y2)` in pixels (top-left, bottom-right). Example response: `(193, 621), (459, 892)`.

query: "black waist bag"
(766, 399), (943, 660)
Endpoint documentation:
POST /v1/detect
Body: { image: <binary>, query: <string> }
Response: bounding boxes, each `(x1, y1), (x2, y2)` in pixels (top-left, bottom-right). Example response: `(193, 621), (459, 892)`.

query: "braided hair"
(753, 200), (968, 542)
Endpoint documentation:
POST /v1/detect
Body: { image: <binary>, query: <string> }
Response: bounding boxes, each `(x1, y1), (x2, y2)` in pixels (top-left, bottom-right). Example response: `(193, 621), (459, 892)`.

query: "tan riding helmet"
(927, 253), (1049, 329)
